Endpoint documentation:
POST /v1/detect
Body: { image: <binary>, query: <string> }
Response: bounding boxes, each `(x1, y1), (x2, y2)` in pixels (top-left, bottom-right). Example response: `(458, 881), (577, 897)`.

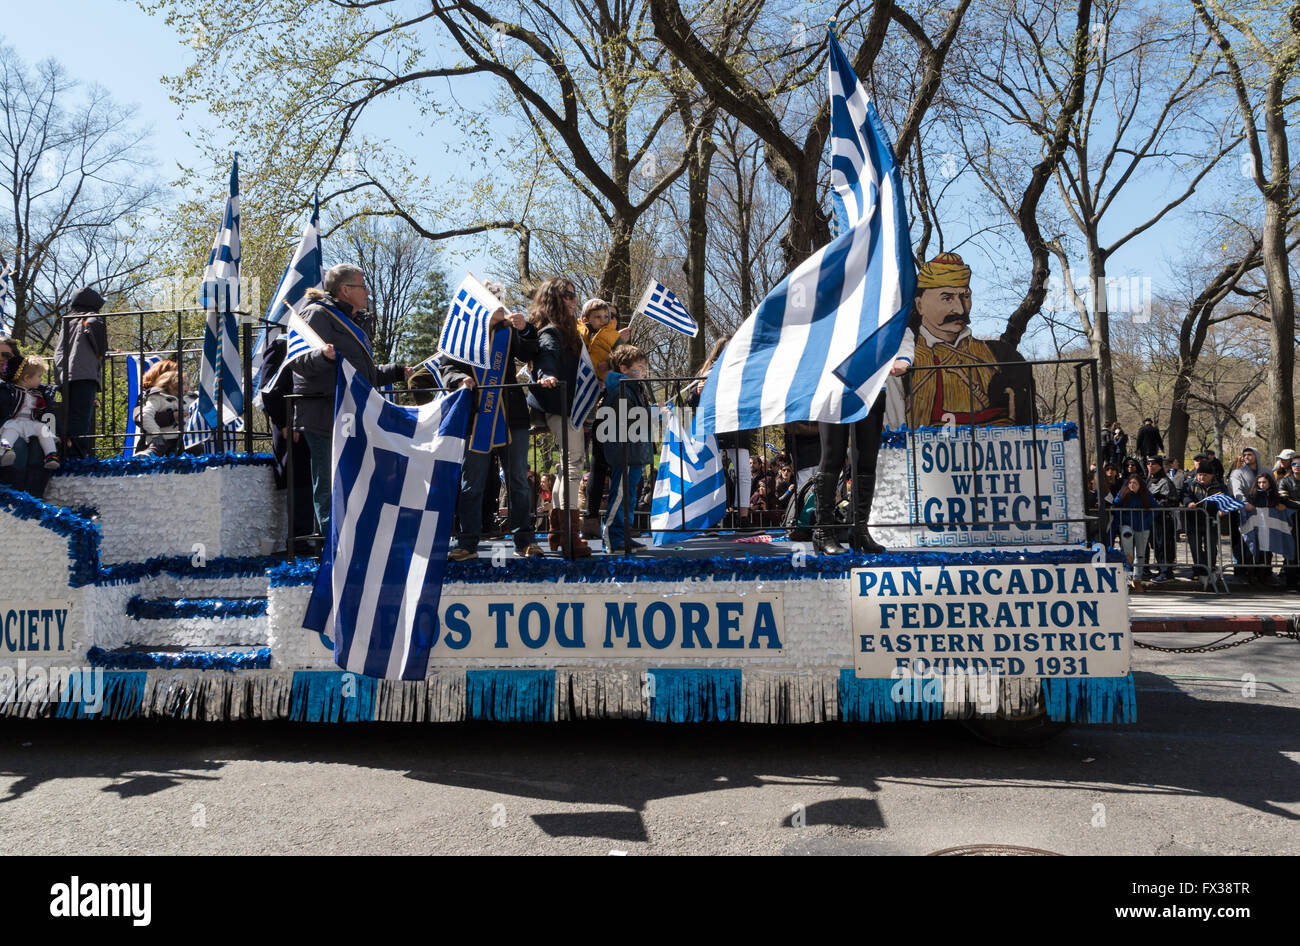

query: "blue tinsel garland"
(96, 553), (285, 587)
(55, 452), (275, 478)
(268, 544), (1121, 587)
(87, 645), (272, 671)
(126, 595), (268, 620)
(0, 484), (102, 586)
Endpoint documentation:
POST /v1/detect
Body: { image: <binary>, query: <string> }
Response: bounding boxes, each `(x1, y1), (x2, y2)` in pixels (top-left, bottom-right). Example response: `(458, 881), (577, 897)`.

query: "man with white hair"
(291, 263), (412, 540)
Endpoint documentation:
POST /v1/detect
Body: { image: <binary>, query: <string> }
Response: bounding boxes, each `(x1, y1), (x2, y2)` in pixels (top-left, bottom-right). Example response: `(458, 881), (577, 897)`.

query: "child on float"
(577, 298), (630, 523)
(598, 344), (654, 552)
(136, 360), (182, 456)
(0, 354), (60, 470)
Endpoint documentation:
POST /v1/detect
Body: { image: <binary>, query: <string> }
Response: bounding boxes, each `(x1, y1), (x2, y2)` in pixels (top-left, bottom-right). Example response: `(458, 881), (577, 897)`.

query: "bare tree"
(1191, 0), (1300, 457)
(340, 216), (440, 363)
(0, 42), (160, 346)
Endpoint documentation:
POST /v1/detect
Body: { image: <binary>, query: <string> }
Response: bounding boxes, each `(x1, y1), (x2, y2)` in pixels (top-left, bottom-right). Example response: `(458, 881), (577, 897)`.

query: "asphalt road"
(1, 634), (1296, 856)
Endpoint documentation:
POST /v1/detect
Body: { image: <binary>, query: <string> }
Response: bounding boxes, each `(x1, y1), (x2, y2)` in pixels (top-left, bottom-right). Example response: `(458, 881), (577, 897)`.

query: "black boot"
(811, 472), (848, 555)
(852, 474), (885, 554)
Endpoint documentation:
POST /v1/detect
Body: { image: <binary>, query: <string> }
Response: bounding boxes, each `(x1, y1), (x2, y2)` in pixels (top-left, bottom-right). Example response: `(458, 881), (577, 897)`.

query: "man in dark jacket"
(290, 264), (410, 538)
(1135, 418), (1163, 460)
(440, 306), (542, 560)
(1144, 455), (1177, 581)
(1181, 462), (1226, 579)
(53, 286), (109, 457)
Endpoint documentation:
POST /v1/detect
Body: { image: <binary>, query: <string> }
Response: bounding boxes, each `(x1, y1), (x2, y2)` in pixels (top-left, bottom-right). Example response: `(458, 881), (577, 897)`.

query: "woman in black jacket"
(526, 276), (592, 558)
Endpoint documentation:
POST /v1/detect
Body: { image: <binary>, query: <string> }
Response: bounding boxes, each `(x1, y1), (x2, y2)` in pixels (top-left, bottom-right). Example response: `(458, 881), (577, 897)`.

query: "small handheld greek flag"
(438, 274), (503, 370)
(303, 361), (472, 680)
(418, 353), (446, 389)
(571, 343), (601, 426)
(264, 309), (327, 391)
(198, 158), (243, 428)
(1201, 493), (1245, 512)
(634, 279), (698, 337)
(650, 409), (727, 545)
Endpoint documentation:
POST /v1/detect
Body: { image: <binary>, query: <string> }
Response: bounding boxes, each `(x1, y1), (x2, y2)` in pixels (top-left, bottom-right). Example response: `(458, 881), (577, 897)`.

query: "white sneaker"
(0, 447), (15, 468)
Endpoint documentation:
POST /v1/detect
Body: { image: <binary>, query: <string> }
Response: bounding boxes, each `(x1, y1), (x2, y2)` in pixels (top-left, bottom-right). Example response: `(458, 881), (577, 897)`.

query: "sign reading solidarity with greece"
(851, 565), (1128, 678)
(906, 425), (1079, 546)
(431, 593), (785, 658)
(0, 602), (74, 656)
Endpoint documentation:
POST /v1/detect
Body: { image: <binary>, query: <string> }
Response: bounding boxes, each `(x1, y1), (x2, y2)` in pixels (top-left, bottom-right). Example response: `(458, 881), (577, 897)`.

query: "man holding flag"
(291, 263), (413, 539)
(696, 28), (916, 556)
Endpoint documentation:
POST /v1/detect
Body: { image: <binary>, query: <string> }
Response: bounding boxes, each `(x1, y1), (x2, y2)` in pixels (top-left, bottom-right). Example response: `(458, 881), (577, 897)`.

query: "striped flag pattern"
(123, 353), (163, 457)
(570, 343), (601, 426)
(183, 398), (244, 453)
(198, 158), (243, 428)
(1241, 507), (1296, 560)
(0, 265), (12, 337)
(418, 353), (447, 389)
(264, 309), (328, 392)
(438, 274), (503, 370)
(635, 279), (699, 337)
(1200, 493), (1245, 512)
(302, 361), (472, 680)
(252, 199), (323, 403)
(650, 410), (727, 545)
(697, 29), (915, 433)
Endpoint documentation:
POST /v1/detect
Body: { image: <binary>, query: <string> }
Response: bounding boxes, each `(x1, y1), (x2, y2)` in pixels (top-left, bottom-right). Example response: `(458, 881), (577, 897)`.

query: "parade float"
(0, 413), (1133, 737)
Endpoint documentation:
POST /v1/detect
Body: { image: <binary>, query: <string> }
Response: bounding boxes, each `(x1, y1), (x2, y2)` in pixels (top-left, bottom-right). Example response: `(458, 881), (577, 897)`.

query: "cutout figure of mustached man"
(905, 252), (1034, 430)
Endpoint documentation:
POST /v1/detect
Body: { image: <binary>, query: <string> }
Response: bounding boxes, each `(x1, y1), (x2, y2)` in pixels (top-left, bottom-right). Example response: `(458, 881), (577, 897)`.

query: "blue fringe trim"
(268, 546), (1117, 588)
(0, 485), (102, 586)
(95, 554), (283, 588)
(55, 670), (146, 719)
(466, 669), (555, 722)
(838, 670), (945, 722)
(1042, 674), (1137, 724)
(125, 595), (267, 620)
(86, 646), (272, 671)
(55, 452), (275, 477)
(647, 668), (741, 722)
(289, 670), (377, 722)
(881, 421), (1079, 445)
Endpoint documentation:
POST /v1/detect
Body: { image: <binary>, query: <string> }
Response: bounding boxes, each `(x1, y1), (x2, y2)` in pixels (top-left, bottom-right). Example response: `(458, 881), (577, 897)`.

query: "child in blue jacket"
(597, 345), (655, 552)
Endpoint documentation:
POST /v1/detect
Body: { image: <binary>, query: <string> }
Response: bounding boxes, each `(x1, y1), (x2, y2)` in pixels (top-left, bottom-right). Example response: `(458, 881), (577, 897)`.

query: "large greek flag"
(650, 410), (727, 545)
(438, 274), (503, 370)
(0, 265), (12, 336)
(252, 199), (323, 403)
(571, 343), (601, 426)
(123, 353), (163, 457)
(1241, 507), (1295, 560)
(697, 29), (915, 433)
(198, 158), (243, 428)
(635, 279), (698, 337)
(303, 361), (471, 680)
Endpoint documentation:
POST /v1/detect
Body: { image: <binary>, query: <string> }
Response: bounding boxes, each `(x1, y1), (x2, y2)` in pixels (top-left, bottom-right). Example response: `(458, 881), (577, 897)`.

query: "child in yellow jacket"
(577, 298), (623, 381)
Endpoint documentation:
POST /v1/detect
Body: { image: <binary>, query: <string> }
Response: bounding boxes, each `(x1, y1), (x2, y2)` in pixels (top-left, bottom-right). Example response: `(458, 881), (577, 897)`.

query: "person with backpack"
(135, 360), (181, 457)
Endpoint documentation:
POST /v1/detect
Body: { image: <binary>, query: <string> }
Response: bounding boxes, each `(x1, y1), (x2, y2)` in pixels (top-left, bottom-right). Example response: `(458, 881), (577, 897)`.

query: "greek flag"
(264, 309), (328, 392)
(634, 279), (698, 337)
(1201, 493), (1245, 512)
(0, 265), (12, 336)
(303, 361), (472, 680)
(123, 354), (163, 457)
(198, 158), (243, 428)
(571, 343), (600, 426)
(252, 198), (323, 403)
(418, 353), (446, 389)
(650, 410), (727, 545)
(697, 29), (915, 433)
(438, 274), (502, 370)
(183, 398), (244, 453)
(1241, 507), (1296, 560)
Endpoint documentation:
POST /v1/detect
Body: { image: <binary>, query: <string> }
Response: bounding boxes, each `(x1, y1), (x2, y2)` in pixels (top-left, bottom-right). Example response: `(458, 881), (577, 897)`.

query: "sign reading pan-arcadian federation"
(851, 565), (1129, 679)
